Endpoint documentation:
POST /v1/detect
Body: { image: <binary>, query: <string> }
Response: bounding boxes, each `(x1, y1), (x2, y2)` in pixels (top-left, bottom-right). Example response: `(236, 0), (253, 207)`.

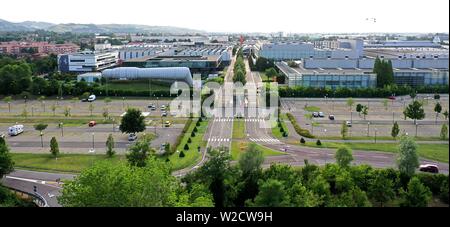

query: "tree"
(368, 174), (395, 207)
(106, 134), (115, 157)
(391, 121), (400, 139)
(382, 99), (389, 111)
(64, 106), (71, 117)
(2, 96), (12, 113)
(335, 146), (353, 168)
(404, 100), (425, 124)
(434, 102), (442, 123)
(102, 107), (109, 120)
(443, 110), (449, 120)
(197, 148), (232, 207)
(361, 105), (368, 120)
(0, 137), (14, 179)
(440, 124), (448, 140)
(346, 98), (354, 111)
(265, 68), (278, 81)
(184, 144), (189, 150)
(34, 123), (48, 133)
(50, 137), (59, 158)
(37, 96), (46, 112)
(399, 177), (432, 207)
(119, 108), (146, 134)
(235, 143), (264, 206)
(341, 121), (348, 139)
(88, 103), (94, 116)
(373, 57), (394, 88)
(397, 135), (419, 177)
(51, 103), (57, 116)
(356, 104), (363, 116)
(58, 160), (210, 207)
(251, 179), (288, 207)
(179, 151), (185, 157)
(126, 138), (152, 167)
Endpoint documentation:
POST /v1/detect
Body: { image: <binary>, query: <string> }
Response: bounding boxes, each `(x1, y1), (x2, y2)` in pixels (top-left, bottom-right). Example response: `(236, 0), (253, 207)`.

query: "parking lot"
(281, 95), (449, 138)
(0, 98), (187, 154)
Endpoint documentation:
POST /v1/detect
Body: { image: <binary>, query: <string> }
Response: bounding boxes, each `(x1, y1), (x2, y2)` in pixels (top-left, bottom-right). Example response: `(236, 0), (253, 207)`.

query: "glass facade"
(394, 71), (449, 87)
(288, 73), (376, 89)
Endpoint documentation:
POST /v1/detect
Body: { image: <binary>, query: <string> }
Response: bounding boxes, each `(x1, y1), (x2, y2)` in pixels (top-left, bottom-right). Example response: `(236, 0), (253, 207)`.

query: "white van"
(88, 95), (96, 102)
(8, 125), (24, 136)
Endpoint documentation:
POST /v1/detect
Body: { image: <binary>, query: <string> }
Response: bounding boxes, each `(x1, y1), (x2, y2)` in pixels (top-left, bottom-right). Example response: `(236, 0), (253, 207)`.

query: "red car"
(388, 96), (396, 100)
(88, 121), (97, 127)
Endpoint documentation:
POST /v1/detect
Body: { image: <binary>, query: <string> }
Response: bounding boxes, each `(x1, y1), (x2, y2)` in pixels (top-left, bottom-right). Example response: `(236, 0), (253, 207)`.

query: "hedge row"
(279, 85), (449, 98)
(286, 113), (314, 138)
(171, 118), (194, 154)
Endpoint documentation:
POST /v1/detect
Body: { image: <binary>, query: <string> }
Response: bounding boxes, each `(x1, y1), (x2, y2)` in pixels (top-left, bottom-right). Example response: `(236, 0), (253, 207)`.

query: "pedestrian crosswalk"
(208, 137), (231, 142)
(244, 118), (266, 122)
(213, 118), (234, 122)
(249, 137), (281, 144)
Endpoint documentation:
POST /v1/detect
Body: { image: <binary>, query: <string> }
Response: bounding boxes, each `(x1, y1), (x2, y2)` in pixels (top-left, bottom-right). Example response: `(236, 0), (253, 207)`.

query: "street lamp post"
(40, 131), (44, 148)
(367, 122), (370, 137)
(374, 129), (377, 144)
(60, 123), (64, 137)
(122, 97), (125, 109)
(112, 118), (116, 132)
(392, 112), (395, 124)
(92, 133), (95, 151)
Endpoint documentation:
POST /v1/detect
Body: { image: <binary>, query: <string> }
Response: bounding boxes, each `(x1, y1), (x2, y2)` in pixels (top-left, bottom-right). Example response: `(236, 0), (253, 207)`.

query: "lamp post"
(60, 122), (64, 137)
(367, 122), (370, 137)
(374, 128), (377, 144)
(92, 132), (95, 151)
(40, 131), (44, 148)
(112, 118), (116, 132)
(392, 112), (395, 124)
(122, 97), (125, 110)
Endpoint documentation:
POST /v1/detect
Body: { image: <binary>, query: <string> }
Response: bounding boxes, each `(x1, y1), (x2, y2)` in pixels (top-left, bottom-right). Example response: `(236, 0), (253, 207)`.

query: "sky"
(2, 0), (449, 33)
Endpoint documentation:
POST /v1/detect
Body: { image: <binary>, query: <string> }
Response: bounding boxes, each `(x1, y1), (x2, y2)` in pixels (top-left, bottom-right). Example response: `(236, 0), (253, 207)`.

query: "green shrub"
(184, 144), (189, 151)
(179, 151), (185, 158)
(187, 138), (192, 143)
(300, 138), (306, 144)
(286, 113), (314, 138)
(316, 140), (322, 146)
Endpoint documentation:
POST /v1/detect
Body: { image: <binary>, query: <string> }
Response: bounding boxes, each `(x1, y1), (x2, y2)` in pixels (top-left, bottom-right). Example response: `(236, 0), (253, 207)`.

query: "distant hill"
(0, 19), (204, 34)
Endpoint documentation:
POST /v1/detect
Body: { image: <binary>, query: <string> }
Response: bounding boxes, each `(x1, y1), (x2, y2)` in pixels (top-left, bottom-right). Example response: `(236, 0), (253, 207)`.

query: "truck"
(8, 125), (24, 136)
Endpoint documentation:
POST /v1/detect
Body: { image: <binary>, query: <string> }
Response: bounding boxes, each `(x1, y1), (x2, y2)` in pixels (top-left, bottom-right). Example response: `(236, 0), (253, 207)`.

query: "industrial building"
(77, 72), (102, 83)
(258, 39), (363, 60)
(58, 50), (119, 73)
(277, 62), (377, 88)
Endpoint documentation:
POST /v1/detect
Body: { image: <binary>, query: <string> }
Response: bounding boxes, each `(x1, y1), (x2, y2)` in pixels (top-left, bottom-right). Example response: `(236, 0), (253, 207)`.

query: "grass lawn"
(319, 136), (445, 141)
(162, 119), (209, 170)
(233, 120), (246, 139)
(304, 106), (321, 112)
(272, 120), (289, 139)
(11, 153), (126, 173)
(231, 141), (286, 160)
(301, 141), (449, 163)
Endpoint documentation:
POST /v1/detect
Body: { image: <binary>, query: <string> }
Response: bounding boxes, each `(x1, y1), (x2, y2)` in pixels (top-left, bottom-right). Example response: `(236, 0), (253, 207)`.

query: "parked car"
(329, 115), (335, 120)
(160, 105), (167, 110)
(318, 112), (325, 118)
(88, 121), (97, 127)
(312, 112), (319, 118)
(8, 125), (24, 136)
(128, 133), (137, 141)
(87, 95), (96, 102)
(419, 164), (439, 173)
(346, 121), (352, 127)
(164, 121), (171, 127)
(148, 104), (156, 110)
(161, 111), (168, 117)
(388, 96), (396, 100)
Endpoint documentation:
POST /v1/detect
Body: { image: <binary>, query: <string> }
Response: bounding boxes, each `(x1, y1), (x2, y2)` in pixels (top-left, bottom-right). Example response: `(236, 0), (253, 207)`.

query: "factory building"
(58, 50), (119, 73)
(258, 39), (363, 60)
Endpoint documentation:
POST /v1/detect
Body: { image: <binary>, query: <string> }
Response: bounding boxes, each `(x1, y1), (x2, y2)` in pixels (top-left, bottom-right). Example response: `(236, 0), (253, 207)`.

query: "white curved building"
(102, 67), (193, 86)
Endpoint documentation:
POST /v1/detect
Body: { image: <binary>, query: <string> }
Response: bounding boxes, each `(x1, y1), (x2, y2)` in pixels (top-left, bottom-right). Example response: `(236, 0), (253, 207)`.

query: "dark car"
(388, 96), (396, 100)
(419, 164), (439, 173)
(329, 115), (335, 120)
(312, 112), (319, 118)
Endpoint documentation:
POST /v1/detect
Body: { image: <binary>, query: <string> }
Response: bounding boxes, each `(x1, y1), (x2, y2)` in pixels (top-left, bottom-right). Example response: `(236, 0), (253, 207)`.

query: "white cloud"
(2, 0), (448, 33)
